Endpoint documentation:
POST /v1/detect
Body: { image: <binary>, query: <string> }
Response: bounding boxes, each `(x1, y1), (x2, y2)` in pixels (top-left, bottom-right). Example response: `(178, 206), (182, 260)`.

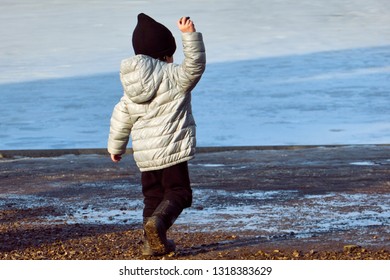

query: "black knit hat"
(132, 13), (176, 59)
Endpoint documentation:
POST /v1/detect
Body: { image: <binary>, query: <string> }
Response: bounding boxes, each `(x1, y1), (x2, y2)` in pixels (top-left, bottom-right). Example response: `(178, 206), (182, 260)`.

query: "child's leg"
(141, 170), (164, 218)
(150, 161), (193, 230)
(161, 161), (192, 210)
(142, 161), (192, 218)
(143, 161), (192, 255)
(141, 170), (167, 256)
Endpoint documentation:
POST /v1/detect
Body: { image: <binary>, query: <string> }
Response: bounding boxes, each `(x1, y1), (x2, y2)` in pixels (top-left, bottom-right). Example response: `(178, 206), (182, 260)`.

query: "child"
(107, 13), (206, 256)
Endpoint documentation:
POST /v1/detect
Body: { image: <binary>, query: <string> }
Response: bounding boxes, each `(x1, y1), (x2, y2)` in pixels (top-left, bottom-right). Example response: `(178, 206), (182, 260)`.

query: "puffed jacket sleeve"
(174, 32), (206, 93)
(107, 96), (133, 155)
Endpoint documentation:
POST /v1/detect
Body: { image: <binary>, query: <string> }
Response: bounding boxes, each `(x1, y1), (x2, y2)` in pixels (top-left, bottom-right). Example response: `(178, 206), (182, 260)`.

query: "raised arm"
(173, 16), (206, 92)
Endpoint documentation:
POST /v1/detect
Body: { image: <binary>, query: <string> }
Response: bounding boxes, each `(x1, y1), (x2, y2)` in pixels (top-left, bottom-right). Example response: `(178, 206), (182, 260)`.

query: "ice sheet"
(0, 0), (389, 149)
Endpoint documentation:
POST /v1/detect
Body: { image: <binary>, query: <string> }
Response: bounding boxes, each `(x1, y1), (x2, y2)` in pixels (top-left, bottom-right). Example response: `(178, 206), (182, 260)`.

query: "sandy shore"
(0, 145), (389, 260)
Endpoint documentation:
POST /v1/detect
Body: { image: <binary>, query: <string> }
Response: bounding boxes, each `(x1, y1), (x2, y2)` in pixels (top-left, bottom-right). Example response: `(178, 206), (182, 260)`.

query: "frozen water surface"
(0, 0), (389, 149)
(1, 187), (389, 241)
(183, 190), (390, 235)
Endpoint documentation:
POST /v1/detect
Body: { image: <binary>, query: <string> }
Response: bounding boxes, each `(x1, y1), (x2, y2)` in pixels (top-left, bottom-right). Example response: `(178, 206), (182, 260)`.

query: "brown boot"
(142, 200), (182, 256)
(143, 216), (175, 256)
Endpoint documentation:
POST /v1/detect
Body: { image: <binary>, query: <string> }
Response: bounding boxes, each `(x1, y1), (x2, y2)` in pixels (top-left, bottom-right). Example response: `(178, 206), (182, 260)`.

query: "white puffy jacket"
(107, 32), (206, 171)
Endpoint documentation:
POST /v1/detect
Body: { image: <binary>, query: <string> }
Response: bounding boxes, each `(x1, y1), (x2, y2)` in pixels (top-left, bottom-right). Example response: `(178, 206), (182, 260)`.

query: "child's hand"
(177, 16), (196, 33)
(111, 154), (122, 163)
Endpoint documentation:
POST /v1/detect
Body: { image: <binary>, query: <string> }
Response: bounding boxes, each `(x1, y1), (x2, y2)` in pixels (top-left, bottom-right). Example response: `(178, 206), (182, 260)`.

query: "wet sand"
(0, 145), (389, 260)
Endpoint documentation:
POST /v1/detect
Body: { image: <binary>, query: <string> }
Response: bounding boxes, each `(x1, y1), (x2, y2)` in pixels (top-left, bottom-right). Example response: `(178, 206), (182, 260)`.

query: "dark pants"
(141, 161), (193, 218)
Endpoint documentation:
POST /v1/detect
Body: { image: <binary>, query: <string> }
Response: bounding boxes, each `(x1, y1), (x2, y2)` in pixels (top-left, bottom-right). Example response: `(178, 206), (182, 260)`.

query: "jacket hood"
(120, 55), (164, 104)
